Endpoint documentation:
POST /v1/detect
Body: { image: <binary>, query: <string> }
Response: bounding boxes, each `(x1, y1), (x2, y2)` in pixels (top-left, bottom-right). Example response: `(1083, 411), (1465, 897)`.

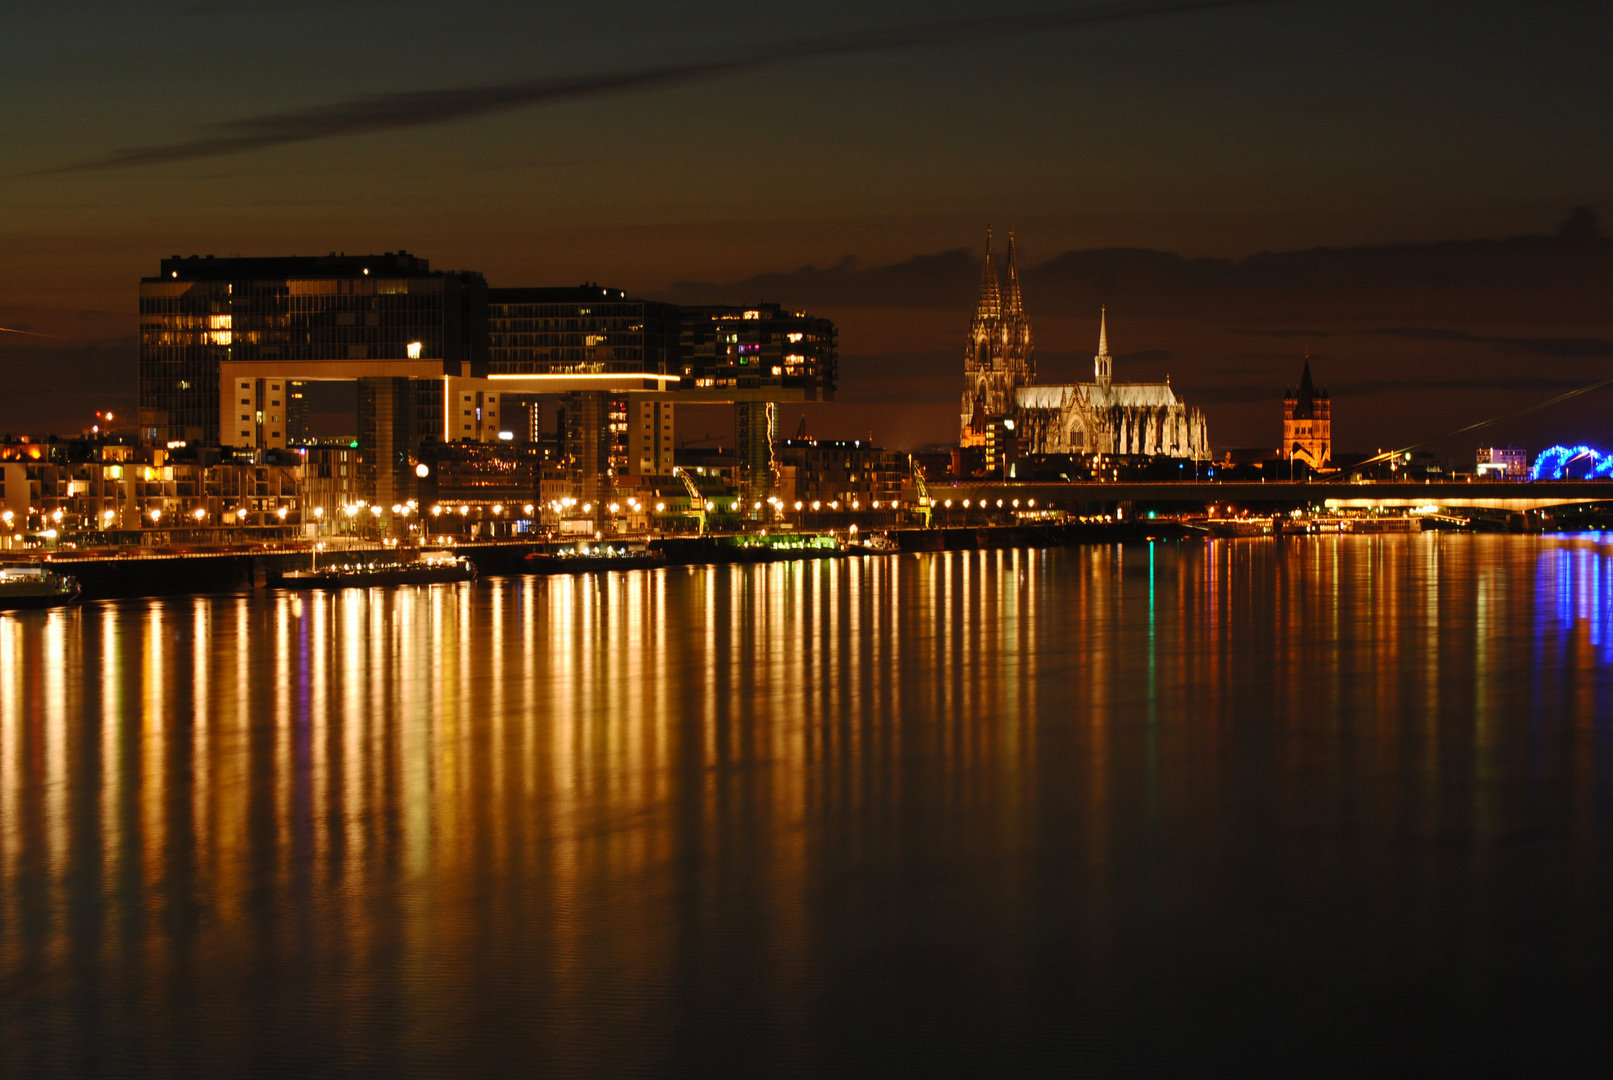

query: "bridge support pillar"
(357, 377), (420, 524)
(563, 391), (613, 524)
(736, 401), (778, 518)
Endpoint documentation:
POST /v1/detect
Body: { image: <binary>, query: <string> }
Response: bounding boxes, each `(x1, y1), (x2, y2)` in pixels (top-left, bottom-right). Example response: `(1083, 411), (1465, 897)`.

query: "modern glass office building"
(679, 304), (837, 400)
(138, 252), (487, 445)
(487, 286), (682, 376)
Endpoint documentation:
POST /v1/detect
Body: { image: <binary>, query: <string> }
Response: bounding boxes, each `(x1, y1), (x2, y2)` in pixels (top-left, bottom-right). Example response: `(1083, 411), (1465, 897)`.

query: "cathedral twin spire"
(973, 227), (1026, 324)
(1002, 231), (1025, 319)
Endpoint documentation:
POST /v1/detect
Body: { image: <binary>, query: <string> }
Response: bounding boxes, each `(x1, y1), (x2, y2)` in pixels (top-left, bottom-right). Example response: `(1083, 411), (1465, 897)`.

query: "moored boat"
(279, 553), (477, 589)
(524, 543), (664, 574)
(0, 564), (82, 610)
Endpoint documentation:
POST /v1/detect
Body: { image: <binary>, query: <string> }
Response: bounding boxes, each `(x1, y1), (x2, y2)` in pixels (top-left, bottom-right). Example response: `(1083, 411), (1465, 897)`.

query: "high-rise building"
(677, 304), (837, 398)
(138, 252), (487, 447)
(680, 304), (836, 502)
(489, 285), (683, 504)
(626, 400), (675, 477)
(285, 380), (311, 443)
(1282, 358), (1331, 469)
(487, 285), (682, 377)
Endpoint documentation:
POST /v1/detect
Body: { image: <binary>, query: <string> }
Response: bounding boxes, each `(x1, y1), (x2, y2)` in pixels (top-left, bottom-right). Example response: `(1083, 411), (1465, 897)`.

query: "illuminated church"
(960, 229), (1210, 460)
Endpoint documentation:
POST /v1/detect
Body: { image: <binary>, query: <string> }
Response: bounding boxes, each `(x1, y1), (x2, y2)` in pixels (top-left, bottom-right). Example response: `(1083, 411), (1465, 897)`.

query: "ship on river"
(0, 564), (82, 610)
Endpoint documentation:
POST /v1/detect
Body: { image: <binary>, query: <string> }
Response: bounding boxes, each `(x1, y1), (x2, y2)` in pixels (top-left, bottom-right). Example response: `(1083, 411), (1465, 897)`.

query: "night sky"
(4, 0), (1610, 455)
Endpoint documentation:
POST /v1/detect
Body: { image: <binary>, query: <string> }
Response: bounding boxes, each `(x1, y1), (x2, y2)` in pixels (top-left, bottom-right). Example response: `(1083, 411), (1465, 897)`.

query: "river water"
(2, 536), (1612, 1076)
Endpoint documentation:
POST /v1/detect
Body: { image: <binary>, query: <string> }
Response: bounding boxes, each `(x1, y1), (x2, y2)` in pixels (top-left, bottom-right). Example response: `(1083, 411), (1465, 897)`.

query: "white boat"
(0, 564), (82, 610)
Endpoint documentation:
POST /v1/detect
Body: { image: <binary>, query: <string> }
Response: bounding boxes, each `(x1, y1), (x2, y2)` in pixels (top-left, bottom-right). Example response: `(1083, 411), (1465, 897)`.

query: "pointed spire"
(1094, 307), (1112, 388)
(1002, 229), (1024, 318)
(974, 227), (1001, 322)
(1294, 353), (1316, 418)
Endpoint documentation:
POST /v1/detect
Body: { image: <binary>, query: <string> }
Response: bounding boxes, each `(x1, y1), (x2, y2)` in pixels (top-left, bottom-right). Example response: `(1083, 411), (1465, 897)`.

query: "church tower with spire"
(960, 228), (1036, 446)
(956, 229), (1211, 465)
(1282, 355), (1330, 470)
(1094, 307), (1112, 387)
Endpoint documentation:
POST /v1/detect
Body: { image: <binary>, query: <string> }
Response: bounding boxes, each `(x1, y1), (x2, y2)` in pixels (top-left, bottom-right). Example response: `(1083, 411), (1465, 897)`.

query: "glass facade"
(680, 305), (836, 399)
(139, 252), (487, 444)
(487, 287), (681, 375)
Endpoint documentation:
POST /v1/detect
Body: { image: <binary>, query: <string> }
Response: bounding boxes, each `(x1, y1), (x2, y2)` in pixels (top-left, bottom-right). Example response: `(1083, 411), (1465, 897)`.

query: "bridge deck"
(929, 480), (1613, 511)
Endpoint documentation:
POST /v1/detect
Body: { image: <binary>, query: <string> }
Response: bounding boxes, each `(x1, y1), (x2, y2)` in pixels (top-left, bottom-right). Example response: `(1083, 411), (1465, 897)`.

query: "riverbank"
(4, 520), (1207, 601)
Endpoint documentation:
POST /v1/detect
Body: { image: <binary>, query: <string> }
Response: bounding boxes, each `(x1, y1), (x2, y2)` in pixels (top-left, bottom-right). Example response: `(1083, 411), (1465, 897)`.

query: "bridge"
(928, 479), (1613, 513)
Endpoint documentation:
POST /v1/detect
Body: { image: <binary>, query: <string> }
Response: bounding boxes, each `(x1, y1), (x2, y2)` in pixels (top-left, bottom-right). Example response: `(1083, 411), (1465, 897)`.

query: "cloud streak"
(51, 0), (1291, 172)
(1368, 327), (1613, 359)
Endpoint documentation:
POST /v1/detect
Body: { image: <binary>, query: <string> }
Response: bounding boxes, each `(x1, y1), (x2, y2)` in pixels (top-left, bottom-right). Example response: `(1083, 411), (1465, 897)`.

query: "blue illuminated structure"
(1530, 445), (1613, 481)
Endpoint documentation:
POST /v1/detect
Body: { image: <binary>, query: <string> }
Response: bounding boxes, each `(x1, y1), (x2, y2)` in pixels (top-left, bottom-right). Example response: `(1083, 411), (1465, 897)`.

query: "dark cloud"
(669, 230), (1613, 325)
(173, 0), (386, 14)
(1189, 375), (1600, 407)
(1368, 328), (1613, 359)
(669, 249), (978, 311)
(1560, 206), (1602, 240)
(1241, 328), (1339, 338)
(1335, 376), (1596, 396)
(48, 0), (1289, 172)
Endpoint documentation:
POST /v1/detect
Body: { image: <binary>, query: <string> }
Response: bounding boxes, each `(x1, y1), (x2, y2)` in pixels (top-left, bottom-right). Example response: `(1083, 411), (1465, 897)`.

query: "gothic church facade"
(959, 229), (1210, 460)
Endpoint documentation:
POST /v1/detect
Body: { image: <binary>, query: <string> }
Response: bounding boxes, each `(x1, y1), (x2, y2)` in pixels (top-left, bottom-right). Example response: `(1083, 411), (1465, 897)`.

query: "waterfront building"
(0, 439), (302, 546)
(489, 285), (683, 502)
(488, 285), (682, 377)
(959, 230), (1209, 466)
(626, 400), (676, 478)
(681, 304), (837, 503)
(415, 441), (555, 537)
(299, 439), (362, 528)
(139, 258), (837, 526)
(139, 252), (488, 448)
(774, 438), (906, 509)
(1477, 445), (1528, 479)
(1282, 357), (1331, 469)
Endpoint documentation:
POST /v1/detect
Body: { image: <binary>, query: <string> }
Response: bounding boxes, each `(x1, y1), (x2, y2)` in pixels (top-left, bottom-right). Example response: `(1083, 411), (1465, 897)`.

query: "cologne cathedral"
(959, 229), (1210, 460)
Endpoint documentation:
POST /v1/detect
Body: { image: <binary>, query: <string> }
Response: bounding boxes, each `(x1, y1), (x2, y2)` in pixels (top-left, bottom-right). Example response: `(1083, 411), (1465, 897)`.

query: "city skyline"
(6, 6), (1613, 1075)
(4, 0), (1611, 452)
(7, 219), (1613, 462)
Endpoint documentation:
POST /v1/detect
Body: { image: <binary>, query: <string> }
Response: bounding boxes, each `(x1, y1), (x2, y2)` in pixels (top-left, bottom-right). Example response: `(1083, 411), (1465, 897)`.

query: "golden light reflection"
(0, 538), (1611, 1072)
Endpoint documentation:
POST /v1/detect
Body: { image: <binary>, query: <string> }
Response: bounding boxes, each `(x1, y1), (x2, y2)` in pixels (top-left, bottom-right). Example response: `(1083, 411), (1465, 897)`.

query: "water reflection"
(2, 537), (1612, 1076)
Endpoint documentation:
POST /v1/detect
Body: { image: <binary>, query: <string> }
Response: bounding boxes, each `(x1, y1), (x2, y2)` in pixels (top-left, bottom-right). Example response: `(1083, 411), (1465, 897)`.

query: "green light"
(350, 441), (359, 448)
